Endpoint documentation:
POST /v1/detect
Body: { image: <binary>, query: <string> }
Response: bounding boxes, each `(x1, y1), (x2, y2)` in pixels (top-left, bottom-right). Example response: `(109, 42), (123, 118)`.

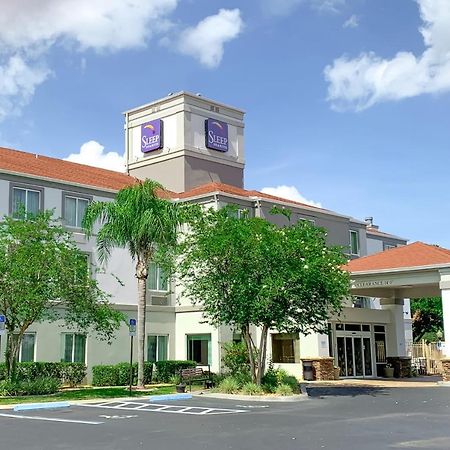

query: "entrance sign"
(141, 119), (163, 153)
(205, 119), (228, 152)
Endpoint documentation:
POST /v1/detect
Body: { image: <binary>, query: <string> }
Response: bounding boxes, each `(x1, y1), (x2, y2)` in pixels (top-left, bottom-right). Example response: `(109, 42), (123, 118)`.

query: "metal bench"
(180, 366), (213, 392)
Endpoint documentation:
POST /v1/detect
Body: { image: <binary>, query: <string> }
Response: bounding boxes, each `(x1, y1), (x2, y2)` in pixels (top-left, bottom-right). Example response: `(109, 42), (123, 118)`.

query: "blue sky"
(1, 0), (450, 247)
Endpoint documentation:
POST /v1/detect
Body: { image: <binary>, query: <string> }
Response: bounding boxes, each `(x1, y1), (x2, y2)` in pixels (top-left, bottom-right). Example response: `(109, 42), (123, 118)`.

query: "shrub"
(154, 360), (196, 383)
(241, 382), (264, 396)
(0, 362), (86, 387)
(222, 342), (251, 380)
(218, 376), (240, 394)
(279, 375), (299, 393)
(0, 377), (61, 396)
(262, 366), (278, 393)
(92, 362), (153, 387)
(275, 384), (293, 396)
(92, 365), (118, 387)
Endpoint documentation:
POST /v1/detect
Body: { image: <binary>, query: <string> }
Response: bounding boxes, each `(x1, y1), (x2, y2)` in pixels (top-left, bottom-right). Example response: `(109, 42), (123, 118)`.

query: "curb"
(13, 401), (71, 412)
(193, 392), (307, 402)
(148, 393), (192, 402)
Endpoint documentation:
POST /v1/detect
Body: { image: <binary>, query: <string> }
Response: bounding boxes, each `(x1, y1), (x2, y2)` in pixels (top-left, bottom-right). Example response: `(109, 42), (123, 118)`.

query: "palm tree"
(83, 179), (182, 388)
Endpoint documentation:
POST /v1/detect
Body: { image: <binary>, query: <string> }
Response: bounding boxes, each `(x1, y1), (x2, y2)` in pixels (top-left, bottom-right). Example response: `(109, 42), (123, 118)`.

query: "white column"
(380, 298), (406, 357)
(441, 289), (450, 357)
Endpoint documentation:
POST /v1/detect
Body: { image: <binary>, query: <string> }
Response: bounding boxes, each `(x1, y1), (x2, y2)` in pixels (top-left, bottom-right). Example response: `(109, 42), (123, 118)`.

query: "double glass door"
(337, 335), (373, 377)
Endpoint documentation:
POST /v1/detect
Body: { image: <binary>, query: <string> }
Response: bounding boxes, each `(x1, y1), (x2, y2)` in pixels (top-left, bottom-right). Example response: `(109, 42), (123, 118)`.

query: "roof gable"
(347, 242), (450, 273)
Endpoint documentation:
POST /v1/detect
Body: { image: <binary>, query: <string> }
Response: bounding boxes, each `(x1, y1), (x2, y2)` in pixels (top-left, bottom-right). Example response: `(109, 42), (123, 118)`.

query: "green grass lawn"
(0, 385), (176, 405)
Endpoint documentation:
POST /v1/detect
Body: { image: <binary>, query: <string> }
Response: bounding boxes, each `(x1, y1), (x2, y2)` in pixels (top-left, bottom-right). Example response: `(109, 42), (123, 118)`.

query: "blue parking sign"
(129, 319), (136, 326)
(0, 315), (5, 323)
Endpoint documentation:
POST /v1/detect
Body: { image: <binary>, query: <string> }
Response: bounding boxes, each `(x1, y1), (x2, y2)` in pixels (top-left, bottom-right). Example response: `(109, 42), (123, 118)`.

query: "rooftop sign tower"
(124, 92), (245, 193)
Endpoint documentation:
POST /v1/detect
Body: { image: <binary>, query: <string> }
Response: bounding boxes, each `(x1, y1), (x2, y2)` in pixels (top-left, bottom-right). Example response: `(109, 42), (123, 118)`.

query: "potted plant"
(383, 363), (394, 378)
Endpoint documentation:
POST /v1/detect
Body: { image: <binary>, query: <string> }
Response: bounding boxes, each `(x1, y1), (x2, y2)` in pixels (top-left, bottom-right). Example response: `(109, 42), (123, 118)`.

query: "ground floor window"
(271, 333), (300, 363)
(62, 333), (86, 363)
(20, 333), (36, 362)
(187, 334), (211, 365)
(147, 335), (168, 362)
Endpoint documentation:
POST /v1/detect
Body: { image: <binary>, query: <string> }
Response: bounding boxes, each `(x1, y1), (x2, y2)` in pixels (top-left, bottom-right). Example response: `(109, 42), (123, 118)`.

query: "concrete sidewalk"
(302, 375), (442, 388)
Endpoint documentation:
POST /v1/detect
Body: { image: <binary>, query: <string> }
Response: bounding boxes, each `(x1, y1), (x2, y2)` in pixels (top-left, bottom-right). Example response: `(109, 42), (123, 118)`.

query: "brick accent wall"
(441, 358), (450, 382)
(302, 358), (335, 381)
(386, 357), (412, 378)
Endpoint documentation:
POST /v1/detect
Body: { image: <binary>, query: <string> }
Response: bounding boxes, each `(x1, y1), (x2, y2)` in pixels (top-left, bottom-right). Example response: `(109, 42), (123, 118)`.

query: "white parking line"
(80, 401), (246, 415)
(0, 412), (103, 425)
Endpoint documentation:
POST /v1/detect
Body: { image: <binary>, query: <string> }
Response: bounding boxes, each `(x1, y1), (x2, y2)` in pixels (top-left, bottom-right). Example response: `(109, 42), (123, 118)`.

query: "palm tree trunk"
(136, 258), (148, 389)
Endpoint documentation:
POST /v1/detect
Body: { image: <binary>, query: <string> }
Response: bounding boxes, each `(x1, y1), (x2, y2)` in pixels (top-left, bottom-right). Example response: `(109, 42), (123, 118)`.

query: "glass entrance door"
(336, 335), (373, 377)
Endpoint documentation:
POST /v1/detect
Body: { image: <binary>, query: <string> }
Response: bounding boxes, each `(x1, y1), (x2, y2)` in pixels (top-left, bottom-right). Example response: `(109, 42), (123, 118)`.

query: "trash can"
(302, 360), (314, 381)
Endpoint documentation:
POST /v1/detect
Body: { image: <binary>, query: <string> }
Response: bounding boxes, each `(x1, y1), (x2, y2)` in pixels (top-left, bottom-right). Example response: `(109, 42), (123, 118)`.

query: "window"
(271, 333), (300, 363)
(20, 333), (36, 362)
(62, 333), (86, 363)
(147, 263), (168, 291)
(187, 334), (211, 365)
(147, 335), (168, 362)
(11, 185), (42, 216)
(353, 297), (372, 309)
(349, 230), (359, 255)
(63, 194), (90, 228)
(384, 243), (395, 251)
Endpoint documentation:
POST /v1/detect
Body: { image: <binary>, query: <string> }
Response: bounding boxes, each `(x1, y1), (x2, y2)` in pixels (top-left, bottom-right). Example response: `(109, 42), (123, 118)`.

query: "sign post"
(0, 315), (5, 356)
(128, 318), (136, 394)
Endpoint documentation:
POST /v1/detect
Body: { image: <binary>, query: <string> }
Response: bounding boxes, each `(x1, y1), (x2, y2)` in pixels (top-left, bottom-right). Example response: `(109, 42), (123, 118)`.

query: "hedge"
(92, 362), (153, 387)
(154, 360), (196, 383)
(0, 362), (86, 387)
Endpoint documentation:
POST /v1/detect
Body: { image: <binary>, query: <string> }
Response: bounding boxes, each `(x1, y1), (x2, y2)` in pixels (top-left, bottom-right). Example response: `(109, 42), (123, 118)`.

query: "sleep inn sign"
(205, 118), (228, 152)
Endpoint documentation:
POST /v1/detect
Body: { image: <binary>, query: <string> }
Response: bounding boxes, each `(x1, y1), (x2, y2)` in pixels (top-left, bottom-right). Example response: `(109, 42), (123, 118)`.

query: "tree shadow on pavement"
(305, 386), (390, 398)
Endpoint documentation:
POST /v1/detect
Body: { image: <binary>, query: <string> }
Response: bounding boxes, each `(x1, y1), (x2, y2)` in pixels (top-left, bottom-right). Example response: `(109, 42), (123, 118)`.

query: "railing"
(407, 341), (443, 375)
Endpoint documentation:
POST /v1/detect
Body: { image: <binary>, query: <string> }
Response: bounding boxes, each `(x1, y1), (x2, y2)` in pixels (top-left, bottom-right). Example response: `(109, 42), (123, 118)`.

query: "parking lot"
(1, 387), (450, 449)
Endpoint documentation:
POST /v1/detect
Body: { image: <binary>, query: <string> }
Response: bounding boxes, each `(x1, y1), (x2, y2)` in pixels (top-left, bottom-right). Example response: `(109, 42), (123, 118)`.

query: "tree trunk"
(256, 325), (269, 385)
(136, 257), (148, 389)
(242, 325), (257, 383)
(5, 332), (21, 382)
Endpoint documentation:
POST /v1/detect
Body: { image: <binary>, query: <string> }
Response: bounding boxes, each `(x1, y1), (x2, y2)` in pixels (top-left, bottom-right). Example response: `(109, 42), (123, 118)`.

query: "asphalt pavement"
(0, 386), (449, 449)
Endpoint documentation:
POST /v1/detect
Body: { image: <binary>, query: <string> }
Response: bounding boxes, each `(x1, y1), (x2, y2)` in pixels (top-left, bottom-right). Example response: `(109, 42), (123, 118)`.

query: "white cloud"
(64, 140), (125, 172)
(177, 9), (243, 68)
(0, 0), (178, 52)
(343, 14), (359, 29)
(261, 185), (322, 208)
(263, 0), (344, 16)
(325, 0), (450, 111)
(0, 55), (51, 121)
(0, 1), (244, 120)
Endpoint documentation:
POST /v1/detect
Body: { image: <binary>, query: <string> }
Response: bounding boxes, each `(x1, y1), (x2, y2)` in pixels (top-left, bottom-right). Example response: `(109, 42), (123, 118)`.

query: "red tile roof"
(175, 182), (326, 211)
(346, 242), (450, 273)
(0, 146), (136, 191)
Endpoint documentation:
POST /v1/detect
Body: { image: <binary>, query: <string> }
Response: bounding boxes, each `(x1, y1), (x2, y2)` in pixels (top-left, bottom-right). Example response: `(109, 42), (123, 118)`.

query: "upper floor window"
(63, 193), (90, 228)
(11, 185), (42, 216)
(147, 262), (168, 292)
(383, 243), (395, 251)
(349, 230), (360, 255)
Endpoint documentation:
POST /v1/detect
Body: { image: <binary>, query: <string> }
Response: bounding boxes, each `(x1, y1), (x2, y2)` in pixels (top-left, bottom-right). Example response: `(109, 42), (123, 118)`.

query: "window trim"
(9, 182), (44, 216)
(62, 191), (93, 229)
(147, 334), (169, 362)
(147, 262), (168, 292)
(349, 230), (360, 256)
(19, 332), (36, 363)
(62, 332), (87, 364)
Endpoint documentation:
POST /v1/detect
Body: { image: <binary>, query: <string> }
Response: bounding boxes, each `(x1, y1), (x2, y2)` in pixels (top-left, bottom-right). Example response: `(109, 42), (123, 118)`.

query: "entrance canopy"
(346, 241), (450, 357)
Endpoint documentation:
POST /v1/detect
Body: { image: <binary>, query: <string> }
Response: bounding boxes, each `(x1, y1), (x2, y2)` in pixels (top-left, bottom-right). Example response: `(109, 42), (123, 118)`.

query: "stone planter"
(383, 367), (394, 378)
(333, 367), (340, 380)
(176, 383), (186, 393)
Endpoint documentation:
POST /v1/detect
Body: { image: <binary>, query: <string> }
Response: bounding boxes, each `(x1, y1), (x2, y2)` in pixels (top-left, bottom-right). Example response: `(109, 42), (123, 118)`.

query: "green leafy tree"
(177, 207), (350, 384)
(0, 211), (124, 381)
(83, 179), (185, 388)
(410, 297), (443, 342)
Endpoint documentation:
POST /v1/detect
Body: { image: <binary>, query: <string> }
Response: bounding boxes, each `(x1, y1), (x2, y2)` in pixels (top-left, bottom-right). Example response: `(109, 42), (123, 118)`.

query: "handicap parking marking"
(80, 400), (247, 416)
